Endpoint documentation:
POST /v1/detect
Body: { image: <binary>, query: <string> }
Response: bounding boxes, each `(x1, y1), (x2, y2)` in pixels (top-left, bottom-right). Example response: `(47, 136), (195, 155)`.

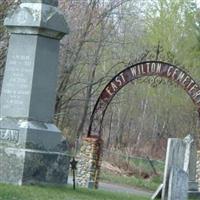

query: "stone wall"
(76, 136), (103, 189)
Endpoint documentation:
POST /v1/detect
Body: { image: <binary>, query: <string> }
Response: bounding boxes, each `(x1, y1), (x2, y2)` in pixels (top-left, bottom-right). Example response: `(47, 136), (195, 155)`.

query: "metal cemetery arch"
(87, 61), (200, 138)
(77, 61), (200, 189)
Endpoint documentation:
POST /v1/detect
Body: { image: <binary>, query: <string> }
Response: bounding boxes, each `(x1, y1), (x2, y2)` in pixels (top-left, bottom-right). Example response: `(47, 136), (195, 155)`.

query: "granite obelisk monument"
(0, 0), (70, 185)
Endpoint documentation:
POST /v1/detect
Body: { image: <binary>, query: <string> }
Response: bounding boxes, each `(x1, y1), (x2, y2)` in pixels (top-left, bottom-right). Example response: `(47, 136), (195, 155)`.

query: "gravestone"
(187, 143), (200, 197)
(152, 135), (200, 200)
(187, 141), (199, 190)
(168, 167), (188, 200)
(0, 0), (70, 185)
(151, 184), (163, 200)
(161, 138), (187, 200)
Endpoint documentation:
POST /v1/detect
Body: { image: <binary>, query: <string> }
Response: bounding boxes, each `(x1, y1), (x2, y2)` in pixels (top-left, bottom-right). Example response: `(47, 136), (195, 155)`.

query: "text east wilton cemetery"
(102, 62), (200, 106)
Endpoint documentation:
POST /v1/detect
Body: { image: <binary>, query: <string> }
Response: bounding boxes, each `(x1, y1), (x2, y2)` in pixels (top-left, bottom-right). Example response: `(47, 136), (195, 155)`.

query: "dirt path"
(99, 182), (152, 197)
(68, 176), (152, 197)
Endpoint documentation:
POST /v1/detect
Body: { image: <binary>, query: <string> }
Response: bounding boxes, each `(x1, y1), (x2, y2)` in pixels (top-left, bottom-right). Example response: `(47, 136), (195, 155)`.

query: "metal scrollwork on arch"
(87, 61), (200, 137)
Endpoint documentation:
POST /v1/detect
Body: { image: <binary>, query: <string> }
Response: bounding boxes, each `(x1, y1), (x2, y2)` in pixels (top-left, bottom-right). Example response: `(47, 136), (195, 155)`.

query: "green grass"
(0, 184), (148, 200)
(100, 170), (162, 191)
(128, 157), (164, 174)
(0, 183), (198, 200)
(101, 154), (164, 191)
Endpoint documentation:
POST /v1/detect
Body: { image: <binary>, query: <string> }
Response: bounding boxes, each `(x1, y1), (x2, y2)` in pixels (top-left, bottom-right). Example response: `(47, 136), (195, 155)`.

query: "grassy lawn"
(100, 170), (162, 191)
(0, 183), (198, 200)
(101, 153), (164, 191)
(0, 184), (148, 200)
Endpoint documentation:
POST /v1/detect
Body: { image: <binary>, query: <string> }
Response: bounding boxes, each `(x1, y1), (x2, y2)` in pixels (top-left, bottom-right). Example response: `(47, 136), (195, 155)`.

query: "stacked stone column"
(76, 136), (103, 189)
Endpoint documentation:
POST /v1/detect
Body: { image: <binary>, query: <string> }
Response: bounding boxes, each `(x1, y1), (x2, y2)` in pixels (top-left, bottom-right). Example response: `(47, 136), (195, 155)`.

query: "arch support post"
(77, 136), (103, 189)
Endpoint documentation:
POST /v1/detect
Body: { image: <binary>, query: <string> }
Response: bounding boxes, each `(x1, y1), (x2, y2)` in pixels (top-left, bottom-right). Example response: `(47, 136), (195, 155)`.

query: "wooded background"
(1, 0), (200, 160)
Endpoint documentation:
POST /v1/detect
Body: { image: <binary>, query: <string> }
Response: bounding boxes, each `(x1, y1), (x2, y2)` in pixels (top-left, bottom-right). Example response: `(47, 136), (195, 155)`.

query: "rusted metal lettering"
(88, 61), (200, 137)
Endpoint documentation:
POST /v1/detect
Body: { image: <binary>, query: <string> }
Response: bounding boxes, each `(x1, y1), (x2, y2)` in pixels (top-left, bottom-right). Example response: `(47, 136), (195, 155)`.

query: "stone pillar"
(0, 0), (70, 185)
(188, 141), (199, 191)
(197, 151), (200, 190)
(76, 136), (103, 189)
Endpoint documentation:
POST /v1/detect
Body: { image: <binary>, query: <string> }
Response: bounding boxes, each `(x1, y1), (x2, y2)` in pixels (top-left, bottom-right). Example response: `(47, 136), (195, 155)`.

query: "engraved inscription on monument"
(0, 129), (19, 144)
(1, 35), (34, 117)
(3, 54), (32, 106)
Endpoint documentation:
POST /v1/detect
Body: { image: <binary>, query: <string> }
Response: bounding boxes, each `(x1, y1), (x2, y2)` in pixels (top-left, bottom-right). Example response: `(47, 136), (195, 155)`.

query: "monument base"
(188, 191), (200, 198)
(189, 181), (199, 191)
(0, 118), (70, 185)
(188, 181), (200, 198)
(0, 147), (69, 185)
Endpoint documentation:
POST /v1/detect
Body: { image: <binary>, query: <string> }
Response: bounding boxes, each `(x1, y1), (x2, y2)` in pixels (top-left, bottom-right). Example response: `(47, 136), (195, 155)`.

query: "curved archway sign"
(88, 61), (200, 137)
